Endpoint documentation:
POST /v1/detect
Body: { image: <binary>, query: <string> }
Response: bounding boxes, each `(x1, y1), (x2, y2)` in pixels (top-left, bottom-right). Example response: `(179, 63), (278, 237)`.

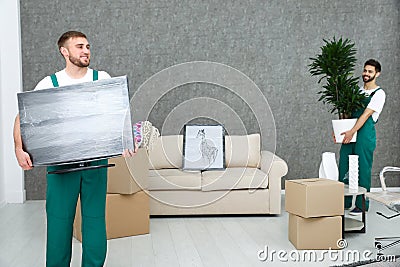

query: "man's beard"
(68, 55), (90, 67)
(363, 74), (375, 83)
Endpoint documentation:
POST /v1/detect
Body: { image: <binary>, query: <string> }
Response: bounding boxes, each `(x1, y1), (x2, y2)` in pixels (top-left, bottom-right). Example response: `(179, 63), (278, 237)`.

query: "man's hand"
(339, 108), (374, 144)
(15, 148), (33, 170)
(14, 114), (33, 170)
(332, 131), (337, 143)
(122, 143), (138, 157)
(341, 130), (355, 144)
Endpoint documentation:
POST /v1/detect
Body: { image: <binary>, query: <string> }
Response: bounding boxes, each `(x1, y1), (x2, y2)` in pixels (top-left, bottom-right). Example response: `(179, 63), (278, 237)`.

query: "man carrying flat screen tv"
(13, 31), (136, 267)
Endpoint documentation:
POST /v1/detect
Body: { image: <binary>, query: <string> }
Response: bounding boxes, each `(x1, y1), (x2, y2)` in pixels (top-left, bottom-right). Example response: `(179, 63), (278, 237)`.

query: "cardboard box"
(107, 148), (149, 194)
(74, 191), (150, 241)
(289, 213), (342, 250)
(285, 178), (344, 218)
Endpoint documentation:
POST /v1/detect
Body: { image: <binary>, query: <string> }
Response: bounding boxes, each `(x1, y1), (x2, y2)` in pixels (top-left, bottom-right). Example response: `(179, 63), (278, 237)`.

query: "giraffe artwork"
(196, 129), (218, 167)
(183, 125), (225, 170)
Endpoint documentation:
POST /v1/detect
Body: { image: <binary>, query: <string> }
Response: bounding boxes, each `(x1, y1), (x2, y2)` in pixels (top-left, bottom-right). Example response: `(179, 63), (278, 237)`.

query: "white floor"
(0, 195), (399, 267)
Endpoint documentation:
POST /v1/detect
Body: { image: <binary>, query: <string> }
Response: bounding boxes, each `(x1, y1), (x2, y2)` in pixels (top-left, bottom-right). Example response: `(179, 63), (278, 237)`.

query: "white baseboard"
(282, 187), (400, 194)
(6, 189), (26, 203)
(370, 187), (400, 192)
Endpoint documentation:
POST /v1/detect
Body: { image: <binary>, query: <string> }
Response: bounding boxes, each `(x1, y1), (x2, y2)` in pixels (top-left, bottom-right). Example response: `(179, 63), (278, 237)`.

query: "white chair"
(366, 166), (400, 255)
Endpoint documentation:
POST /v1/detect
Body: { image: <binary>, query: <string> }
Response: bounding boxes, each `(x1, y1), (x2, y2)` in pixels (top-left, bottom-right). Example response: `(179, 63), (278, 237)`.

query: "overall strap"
(50, 74), (59, 87)
(93, 69), (98, 81)
(369, 87), (381, 98)
(370, 88), (382, 124)
(51, 70), (97, 87)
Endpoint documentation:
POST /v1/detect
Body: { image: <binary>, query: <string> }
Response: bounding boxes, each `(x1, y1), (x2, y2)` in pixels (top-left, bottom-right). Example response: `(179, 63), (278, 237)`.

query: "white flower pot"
(332, 119), (357, 143)
(319, 152), (338, 181)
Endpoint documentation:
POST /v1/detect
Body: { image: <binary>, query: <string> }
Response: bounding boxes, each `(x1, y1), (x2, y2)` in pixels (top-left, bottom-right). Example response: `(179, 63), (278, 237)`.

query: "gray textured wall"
(20, 0), (400, 200)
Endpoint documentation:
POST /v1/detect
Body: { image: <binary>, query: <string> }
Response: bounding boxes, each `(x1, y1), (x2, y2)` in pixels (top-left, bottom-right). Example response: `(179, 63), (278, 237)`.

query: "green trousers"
(339, 117), (376, 211)
(46, 160), (108, 267)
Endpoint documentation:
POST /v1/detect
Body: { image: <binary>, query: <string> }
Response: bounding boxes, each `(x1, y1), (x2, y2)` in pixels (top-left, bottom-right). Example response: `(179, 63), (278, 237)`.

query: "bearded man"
(339, 59), (386, 216)
(13, 31), (135, 267)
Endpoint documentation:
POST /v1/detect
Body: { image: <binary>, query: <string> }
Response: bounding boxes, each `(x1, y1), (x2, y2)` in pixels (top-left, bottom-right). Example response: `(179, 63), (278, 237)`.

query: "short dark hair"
(364, 59), (381, 73)
(57, 31), (87, 50)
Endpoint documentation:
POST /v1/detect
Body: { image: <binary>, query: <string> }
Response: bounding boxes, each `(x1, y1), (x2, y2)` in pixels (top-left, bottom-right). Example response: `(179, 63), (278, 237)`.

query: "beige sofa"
(145, 133), (288, 215)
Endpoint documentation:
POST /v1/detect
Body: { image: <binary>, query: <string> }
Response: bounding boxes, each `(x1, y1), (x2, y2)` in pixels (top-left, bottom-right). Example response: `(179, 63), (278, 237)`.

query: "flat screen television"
(17, 76), (134, 166)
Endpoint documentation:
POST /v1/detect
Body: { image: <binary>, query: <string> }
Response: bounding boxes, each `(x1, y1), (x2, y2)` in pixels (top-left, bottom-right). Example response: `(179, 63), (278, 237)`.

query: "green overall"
(46, 70), (108, 267)
(339, 88), (381, 211)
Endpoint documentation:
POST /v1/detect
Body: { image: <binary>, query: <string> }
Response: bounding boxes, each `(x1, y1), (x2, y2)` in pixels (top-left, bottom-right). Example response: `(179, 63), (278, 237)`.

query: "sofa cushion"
(225, 134), (261, 168)
(148, 169), (201, 190)
(201, 167), (268, 191)
(148, 135), (183, 169)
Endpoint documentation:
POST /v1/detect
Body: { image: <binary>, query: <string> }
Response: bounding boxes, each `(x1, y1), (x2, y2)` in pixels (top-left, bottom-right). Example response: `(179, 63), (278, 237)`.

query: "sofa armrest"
(260, 150), (288, 214)
(260, 150), (288, 178)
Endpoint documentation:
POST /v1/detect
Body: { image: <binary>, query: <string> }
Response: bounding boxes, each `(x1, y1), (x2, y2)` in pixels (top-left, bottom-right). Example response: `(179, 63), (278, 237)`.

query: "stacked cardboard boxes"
(285, 178), (344, 250)
(74, 148), (150, 241)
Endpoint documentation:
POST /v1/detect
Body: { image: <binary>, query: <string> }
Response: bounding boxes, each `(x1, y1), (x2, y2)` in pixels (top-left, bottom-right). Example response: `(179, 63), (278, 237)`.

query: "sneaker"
(349, 207), (363, 216)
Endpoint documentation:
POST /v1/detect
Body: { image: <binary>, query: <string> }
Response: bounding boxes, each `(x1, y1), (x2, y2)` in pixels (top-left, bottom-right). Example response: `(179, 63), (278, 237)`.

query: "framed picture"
(183, 124), (225, 170)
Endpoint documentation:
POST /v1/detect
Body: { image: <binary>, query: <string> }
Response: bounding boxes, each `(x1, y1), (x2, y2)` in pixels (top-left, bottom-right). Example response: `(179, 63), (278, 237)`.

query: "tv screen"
(17, 76), (134, 166)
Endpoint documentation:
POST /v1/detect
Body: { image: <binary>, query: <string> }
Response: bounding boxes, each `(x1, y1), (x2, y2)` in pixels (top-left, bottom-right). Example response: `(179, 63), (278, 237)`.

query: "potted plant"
(309, 37), (366, 143)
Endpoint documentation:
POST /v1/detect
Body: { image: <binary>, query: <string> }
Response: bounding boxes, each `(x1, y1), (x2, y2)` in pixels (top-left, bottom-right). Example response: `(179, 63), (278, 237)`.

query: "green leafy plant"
(309, 37), (366, 119)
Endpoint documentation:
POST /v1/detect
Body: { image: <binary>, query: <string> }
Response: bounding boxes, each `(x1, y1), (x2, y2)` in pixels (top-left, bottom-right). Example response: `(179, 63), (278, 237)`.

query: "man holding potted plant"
(309, 38), (386, 215)
(339, 59), (386, 215)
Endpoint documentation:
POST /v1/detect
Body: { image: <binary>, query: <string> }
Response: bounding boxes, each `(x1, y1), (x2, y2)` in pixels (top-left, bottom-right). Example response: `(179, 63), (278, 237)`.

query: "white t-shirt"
(360, 86), (386, 122)
(34, 68), (111, 90)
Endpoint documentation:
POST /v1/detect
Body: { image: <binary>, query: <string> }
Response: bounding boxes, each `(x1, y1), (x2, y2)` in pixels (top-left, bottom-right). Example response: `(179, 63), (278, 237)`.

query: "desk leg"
(362, 194), (366, 233)
(342, 215), (345, 238)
